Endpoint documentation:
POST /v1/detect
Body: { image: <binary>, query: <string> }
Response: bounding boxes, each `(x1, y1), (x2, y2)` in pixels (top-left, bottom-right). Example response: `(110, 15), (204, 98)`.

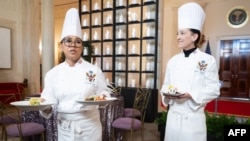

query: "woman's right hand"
(40, 98), (45, 102)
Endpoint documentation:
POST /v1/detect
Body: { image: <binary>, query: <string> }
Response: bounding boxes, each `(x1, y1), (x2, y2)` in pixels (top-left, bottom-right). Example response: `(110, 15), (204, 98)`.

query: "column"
(41, 0), (54, 88)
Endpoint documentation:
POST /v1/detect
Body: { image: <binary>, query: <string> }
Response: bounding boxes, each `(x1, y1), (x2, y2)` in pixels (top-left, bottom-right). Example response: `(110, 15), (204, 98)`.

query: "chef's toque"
(178, 2), (205, 31)
(61, 8), (82, 40)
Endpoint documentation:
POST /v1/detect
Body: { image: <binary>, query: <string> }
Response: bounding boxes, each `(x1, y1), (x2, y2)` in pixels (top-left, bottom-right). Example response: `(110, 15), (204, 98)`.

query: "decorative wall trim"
(227, 6), (249, 28)
(0, 18), (15, 69)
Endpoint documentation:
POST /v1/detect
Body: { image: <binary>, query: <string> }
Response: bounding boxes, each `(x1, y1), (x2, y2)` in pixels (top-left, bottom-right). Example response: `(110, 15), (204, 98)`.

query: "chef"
(40, 8), (110, 141)
(160, 2), (220, 141)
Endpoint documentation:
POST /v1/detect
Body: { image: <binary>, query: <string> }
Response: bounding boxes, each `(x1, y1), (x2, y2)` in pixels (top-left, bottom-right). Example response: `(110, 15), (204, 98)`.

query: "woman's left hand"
(178, 93), (191, 99)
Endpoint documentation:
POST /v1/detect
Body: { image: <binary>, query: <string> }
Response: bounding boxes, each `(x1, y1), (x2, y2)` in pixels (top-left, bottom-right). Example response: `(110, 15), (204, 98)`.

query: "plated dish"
(24, 96), (40, 101)
(10, 101), (54, 111)
(76, 97), (117, 105)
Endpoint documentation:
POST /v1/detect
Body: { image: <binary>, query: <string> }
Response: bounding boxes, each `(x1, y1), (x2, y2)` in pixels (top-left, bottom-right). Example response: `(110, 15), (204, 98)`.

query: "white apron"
(165, 107), (206, 141)
(57, 110), (102, 141)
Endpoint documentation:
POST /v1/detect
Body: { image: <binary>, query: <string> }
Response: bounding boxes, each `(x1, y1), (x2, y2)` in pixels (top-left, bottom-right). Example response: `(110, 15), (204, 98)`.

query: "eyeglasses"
(61, 38), (83, 48)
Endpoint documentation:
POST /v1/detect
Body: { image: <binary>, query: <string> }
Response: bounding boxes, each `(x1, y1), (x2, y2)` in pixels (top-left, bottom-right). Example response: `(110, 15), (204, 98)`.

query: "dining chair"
(123, 87), (150, 118)
(0, 95), (20, 140)
(112, 87), (151, 141)
(0, 101), (45, 141)
(107, 82), (122, 96)
(0, 109), (21, 141)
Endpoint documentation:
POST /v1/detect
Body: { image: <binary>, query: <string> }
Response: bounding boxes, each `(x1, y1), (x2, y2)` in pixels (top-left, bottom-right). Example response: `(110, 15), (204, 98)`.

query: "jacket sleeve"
(94, 68), (111, 97)
(39, 70), (58, 119)
(160, 61), (174, 107)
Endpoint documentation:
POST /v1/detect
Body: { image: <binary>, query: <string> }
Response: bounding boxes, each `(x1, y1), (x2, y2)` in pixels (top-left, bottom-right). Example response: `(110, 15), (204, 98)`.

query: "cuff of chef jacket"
(100, 90), (111, 97)
(161, 93), (172, 107)
(39, 106), (53, 119)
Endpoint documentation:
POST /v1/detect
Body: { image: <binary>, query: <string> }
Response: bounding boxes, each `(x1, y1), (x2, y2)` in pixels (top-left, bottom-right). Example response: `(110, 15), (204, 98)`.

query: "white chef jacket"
(40, 58), (110, 141)
(160, 49), (220, 141)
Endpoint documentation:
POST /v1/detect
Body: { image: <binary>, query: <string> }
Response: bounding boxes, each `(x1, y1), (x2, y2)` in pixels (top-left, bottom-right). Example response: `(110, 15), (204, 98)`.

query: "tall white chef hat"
(61, 8), (82, 40)
(178, 2), (205, 31)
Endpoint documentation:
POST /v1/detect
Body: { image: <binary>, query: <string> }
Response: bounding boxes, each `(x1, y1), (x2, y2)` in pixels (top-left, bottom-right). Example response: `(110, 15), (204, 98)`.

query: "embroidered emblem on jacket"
(197, 60), (208, 72)
(86, 70), (96, 82)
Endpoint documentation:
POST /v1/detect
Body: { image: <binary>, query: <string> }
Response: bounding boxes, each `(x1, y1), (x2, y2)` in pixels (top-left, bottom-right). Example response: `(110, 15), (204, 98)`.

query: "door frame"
(217, 35), (250, 98)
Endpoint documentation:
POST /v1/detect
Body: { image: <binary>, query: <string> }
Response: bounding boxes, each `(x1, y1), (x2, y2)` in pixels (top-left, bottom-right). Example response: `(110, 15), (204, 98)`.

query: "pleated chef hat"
(178, 2), (205, 31)
(61, 8), (82, 40)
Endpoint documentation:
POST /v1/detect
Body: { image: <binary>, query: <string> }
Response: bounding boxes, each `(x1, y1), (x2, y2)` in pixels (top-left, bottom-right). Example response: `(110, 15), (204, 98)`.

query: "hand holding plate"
(162, 92), (184, 99)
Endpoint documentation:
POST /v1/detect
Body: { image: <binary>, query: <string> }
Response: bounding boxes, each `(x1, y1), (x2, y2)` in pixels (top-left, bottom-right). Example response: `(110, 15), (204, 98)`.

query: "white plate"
(10, 101), (55, 111)
(76, 97), (118, 105)
(162, 92), (184, 97)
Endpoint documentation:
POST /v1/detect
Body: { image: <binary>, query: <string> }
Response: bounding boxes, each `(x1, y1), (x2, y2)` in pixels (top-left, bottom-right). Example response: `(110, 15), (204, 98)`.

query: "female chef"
(40, 8), (110, 141)
(160, 2), (220, 141)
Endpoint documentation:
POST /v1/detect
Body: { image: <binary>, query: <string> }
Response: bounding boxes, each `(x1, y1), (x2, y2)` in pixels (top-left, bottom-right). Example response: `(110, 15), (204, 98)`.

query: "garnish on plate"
(29, 98), (41, 105)
(85, 95), (106, 101)
(168, 85), (177, 94)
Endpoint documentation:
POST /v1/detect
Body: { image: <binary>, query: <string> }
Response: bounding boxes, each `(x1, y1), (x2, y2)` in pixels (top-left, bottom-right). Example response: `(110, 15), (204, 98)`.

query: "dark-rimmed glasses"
(61, 37), (83, 48)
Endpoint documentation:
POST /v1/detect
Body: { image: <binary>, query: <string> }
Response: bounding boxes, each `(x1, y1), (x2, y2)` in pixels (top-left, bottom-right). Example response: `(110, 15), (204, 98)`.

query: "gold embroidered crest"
(86, 70), (96, 82)
(197, 60), (208, 72)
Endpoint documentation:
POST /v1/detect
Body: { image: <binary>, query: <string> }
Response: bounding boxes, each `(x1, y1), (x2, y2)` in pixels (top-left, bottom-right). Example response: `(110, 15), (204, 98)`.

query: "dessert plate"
(162, 92), (184, 97)
(10, 101), (55, 111)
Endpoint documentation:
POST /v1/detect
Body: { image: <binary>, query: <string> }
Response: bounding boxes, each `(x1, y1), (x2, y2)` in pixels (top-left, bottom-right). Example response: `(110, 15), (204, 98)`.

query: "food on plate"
(29, 98), (41, 105)
(85, 95), (106, 101)
(168, 85), (177, 94)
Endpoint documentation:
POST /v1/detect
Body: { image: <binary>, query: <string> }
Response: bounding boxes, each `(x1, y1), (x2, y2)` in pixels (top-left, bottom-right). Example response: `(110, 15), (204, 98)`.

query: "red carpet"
(160, 97), (250, 118)
(205, 98), (250, 118)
